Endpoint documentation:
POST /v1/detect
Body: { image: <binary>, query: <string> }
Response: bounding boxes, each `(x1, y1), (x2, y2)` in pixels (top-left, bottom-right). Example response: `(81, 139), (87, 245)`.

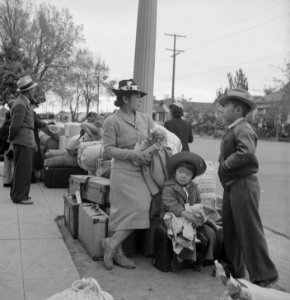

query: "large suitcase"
(78, 204), (109, 261)
(80, 177), (110, 207)
(44, 167), (87, 188)
(63, 193), (80, 239)
(138, 217), (161, 257)
(152, 222), (173, 272)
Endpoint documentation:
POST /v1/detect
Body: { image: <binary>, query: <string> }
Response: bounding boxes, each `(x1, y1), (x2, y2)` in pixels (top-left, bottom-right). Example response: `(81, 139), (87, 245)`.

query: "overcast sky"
(41, 0), (290, 111)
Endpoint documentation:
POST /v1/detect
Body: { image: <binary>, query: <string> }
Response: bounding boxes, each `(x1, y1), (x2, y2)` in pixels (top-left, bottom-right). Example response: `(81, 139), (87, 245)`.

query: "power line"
(183, 1), (287, 46)
(177, 52), (289, 79)
(165, 33), (186, 102)
(184, 13), (290, 50)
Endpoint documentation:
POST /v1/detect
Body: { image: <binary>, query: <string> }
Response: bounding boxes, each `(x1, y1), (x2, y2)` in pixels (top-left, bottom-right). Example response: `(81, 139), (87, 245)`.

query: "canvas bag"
(46, 278), (113, 300)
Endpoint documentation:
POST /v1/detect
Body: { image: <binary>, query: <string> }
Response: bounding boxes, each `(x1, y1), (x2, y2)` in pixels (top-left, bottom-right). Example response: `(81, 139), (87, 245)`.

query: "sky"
(38, 0), (290, 112)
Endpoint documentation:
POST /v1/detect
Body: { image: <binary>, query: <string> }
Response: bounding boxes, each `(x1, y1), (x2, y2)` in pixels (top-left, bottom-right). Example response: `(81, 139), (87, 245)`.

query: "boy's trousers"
(222, 174), (278, 282)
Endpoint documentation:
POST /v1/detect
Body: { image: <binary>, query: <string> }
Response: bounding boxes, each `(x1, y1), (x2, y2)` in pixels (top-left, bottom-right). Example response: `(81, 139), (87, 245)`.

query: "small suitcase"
(152, 222), (173, 272)
(44, 167), (87, 188)
(138, 217), (161, 257)
(78, 204), (109, 261)
(68, 175), (94, 196)
(81, 177), (110, 207)
(63, 193), (79, 239)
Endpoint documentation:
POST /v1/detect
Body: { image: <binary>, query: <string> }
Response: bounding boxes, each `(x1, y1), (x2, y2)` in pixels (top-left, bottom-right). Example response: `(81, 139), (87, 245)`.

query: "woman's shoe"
(113, 251), (136, 269)
(101, 238), (116, 270)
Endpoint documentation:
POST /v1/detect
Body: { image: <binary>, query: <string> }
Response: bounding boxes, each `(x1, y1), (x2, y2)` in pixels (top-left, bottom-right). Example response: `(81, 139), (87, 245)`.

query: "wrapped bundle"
(77, 141), (104, 172)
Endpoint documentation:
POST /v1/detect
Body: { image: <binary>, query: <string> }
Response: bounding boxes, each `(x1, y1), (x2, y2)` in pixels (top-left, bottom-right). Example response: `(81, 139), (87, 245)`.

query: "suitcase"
(63, 193), (79, 239)
(78, 204), (109, 261)
(138, 217), (161, 257)
(81, 177), (110, 207)
(44, 167), (87, 188)
(68, 175), (94, 196)
(122, 232), (137, 257)
(152, 222), (173, 272)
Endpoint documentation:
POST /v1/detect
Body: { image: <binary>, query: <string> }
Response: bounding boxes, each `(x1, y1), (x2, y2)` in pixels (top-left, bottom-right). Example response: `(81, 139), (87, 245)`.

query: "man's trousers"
(222, 175), (278, 283)
(10, 144), (33, 203)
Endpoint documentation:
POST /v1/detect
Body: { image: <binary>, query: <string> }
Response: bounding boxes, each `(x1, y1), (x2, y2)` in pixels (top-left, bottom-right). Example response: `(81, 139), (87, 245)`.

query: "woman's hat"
(112, 79), (147, 97)
(169, 101), (184, 110)
(17, 75), (38, 92)
(167, 152), (207, 178)
(218, 88), (257, 111)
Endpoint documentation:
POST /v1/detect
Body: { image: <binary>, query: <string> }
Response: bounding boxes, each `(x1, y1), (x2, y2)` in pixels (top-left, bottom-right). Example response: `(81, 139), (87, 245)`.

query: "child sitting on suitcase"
(162, 152), (218, 272)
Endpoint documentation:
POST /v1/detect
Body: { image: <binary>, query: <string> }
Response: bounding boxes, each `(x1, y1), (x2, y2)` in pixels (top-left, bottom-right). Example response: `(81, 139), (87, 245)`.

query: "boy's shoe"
(171, 254), (184, 273)
(254, 276), (278, 287)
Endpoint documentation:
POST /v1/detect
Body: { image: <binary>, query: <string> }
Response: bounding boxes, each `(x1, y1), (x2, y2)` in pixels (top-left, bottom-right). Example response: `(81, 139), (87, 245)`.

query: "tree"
(227, 68), (248, 91)
(0, 0), (83, 99)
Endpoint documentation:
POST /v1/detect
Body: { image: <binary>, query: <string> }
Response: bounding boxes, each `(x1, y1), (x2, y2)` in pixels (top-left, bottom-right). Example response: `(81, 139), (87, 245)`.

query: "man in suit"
(8, 75), (38, 204)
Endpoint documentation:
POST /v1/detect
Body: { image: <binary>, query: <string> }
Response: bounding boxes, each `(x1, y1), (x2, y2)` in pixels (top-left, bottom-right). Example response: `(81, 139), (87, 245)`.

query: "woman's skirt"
(109, 167), (151, 231)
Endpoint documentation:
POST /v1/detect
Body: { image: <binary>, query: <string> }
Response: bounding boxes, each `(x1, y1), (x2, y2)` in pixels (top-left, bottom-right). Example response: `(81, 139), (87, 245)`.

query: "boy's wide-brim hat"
(112, 79), (147, 97)
(218, 88), (257, 111)
(167, 152), (207, 178)
(17, 75), (38, 92)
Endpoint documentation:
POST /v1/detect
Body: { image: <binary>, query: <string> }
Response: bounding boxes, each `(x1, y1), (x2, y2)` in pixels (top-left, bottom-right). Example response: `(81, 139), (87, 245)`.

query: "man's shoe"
(15, 199), (33, 205)
(101, 238), (116, 270)
(3, 183), (12, 187)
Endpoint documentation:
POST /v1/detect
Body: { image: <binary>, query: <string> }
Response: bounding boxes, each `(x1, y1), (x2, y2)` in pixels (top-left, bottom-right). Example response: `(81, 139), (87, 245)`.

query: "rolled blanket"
(44, 153), (78, 167)
(77, 141), (103, 172)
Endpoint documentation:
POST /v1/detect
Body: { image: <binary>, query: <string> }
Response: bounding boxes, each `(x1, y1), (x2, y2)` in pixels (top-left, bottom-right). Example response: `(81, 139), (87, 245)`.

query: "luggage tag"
(75, 191), (82, 205)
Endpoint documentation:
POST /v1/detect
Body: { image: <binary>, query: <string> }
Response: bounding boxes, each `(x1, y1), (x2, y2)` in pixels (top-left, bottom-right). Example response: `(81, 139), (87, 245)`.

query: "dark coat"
(164, 118), (193, 151)
(8, 94), (35, 148)
(218, 119), (259, 188)
(0, 111), (12, 152)
(162, 178), (201, 217)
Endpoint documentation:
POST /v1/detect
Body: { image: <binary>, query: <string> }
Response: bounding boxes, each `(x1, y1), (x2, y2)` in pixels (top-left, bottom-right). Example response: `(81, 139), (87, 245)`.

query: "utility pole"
(165, 33), (186, 103)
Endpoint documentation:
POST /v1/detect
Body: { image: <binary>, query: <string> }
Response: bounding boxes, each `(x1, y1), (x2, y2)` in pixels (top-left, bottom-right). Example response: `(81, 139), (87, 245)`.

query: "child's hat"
(167, 152), (206, 178)
(218, 88), (257, 111)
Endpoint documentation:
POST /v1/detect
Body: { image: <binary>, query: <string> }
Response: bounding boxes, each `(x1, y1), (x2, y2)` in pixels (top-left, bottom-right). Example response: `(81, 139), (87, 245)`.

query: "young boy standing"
(218, 88), (278, 286)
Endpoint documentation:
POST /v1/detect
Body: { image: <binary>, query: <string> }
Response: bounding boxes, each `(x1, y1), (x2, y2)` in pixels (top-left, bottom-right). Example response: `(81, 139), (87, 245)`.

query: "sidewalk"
(0, 183), (79, 300)
(0, 181), (289, 299)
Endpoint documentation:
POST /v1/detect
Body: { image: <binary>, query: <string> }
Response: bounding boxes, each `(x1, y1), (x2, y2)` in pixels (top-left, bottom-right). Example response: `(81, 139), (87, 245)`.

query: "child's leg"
(230, 176), (278, 283)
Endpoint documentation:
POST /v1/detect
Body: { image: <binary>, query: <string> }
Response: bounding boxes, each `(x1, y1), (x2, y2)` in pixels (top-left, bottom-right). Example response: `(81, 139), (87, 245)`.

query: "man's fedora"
(167, 152), (207, 178)
(16, 75), (38, 92)
(218, 88), (257, 111)
(112, 79), (147, 97)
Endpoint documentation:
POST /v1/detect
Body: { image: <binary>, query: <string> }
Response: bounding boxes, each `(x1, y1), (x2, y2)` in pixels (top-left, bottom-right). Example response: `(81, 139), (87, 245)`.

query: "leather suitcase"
(138, 217), (161, 257)
(68, 175), (94, 196)
(63, 193), (79, 239)
(80, 177), (110, 207)
(78, 204), (109, 261)
(44, 167), (87, 188)
(152, 222), (173, 272)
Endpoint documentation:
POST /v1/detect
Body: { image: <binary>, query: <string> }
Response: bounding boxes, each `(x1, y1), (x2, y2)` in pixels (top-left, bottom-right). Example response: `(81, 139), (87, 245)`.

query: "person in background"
(8, 75), (38, 204)
(164, 102), (193, 152)
(218, 88), (278, 287)
(0, 100), (14, 187)
(102, 79), (154, 270)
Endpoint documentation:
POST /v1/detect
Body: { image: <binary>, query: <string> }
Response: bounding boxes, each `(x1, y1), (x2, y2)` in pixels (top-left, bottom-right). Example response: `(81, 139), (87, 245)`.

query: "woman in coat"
(164, 102), (193, 152)
(102, 79), (154, 270)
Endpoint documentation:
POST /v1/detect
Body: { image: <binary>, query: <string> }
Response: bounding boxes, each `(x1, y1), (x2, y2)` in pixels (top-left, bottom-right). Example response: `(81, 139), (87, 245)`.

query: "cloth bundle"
(44, 149), (78, 167)
(215, 260), (290, 300)
(77, 141), (104, 173)
(46, 277), (114, 300)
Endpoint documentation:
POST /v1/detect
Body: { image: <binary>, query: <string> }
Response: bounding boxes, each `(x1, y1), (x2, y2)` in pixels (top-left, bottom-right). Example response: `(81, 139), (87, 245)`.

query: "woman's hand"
(132, 150), (152, 165)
